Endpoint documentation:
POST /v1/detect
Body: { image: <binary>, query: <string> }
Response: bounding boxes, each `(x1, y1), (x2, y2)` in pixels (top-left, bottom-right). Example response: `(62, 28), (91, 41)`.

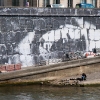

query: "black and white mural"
(0, 16), (100, 67)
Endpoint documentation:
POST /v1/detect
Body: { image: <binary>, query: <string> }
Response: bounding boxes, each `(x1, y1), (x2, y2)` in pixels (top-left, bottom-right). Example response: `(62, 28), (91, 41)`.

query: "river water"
(0, 85), (100, 100)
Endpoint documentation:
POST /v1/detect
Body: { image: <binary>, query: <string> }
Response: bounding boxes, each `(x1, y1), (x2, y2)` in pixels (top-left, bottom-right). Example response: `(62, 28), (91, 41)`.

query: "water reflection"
(0, 86), (100, 100)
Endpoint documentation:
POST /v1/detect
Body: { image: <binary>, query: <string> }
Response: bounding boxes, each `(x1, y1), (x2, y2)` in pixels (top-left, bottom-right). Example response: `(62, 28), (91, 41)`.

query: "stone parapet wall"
(0, 7), (100, 16)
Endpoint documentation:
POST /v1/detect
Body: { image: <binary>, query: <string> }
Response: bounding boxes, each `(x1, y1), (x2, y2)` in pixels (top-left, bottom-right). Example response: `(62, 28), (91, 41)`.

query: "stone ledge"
(0, 7), (100, 17)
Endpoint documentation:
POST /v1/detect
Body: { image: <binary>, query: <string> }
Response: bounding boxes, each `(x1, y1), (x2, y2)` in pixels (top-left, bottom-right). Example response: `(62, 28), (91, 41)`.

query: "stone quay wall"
(0, 7), (100, 68)
(0, 8), (100, 84)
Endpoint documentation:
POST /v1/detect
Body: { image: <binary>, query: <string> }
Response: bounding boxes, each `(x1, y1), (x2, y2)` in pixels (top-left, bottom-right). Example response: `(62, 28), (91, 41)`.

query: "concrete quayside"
(0, 56), (100, 86)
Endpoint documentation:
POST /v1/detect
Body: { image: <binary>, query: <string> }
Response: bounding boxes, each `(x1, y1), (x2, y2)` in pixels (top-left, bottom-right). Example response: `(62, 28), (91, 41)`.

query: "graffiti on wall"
(0, 17), (100, 67)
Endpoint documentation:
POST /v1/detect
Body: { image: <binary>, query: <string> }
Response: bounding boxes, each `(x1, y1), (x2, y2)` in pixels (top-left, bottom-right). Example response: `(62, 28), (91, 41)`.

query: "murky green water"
(0, 85), (100, 100)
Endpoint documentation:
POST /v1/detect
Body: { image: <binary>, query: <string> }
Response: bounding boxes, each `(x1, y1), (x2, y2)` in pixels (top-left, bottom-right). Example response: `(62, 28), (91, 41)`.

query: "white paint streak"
(18, 31), (35, 54)
(17, 31), (35, 67)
